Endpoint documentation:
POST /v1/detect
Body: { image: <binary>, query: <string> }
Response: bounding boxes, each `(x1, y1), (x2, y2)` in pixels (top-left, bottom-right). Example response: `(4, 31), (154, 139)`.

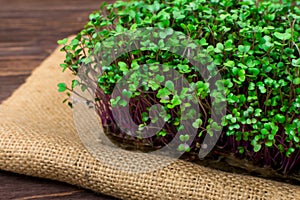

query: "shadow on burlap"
(0, 43), (299, 200)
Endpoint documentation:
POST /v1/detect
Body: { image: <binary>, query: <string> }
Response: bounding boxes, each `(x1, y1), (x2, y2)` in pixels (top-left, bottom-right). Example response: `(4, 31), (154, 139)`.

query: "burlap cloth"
(0, 44), (299, 199)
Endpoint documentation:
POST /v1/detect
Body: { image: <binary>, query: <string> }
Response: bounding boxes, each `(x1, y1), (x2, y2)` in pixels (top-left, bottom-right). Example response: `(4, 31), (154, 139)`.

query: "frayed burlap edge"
(0, 43), (299, 200)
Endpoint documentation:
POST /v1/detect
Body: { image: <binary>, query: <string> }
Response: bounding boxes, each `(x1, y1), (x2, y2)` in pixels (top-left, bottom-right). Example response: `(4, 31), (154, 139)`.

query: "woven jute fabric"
(0, 44), (299, 200)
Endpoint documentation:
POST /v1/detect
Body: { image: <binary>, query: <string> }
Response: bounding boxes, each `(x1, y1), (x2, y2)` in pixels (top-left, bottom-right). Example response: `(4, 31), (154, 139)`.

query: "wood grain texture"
(0, 0), (117, 199)
(0, 171), (117, 200)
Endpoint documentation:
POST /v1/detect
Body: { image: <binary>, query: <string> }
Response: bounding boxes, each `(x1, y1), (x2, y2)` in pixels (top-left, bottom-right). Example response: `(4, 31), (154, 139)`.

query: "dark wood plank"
(0, 170), (117, 200)
(0, 0), (117, 199)
(0, 74), (29, 101)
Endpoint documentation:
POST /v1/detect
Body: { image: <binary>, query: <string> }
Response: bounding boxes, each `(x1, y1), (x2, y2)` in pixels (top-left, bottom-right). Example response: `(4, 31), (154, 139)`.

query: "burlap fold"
(0, 45), (299, 200)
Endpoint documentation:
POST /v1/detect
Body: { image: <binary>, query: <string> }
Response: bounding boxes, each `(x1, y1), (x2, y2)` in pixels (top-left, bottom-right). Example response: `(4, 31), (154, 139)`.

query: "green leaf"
(253, 144), (262, 152)
(214, 43), (224, 53)
(265, 13), (275, 21)
(57, 83), (67, 92)
(159, 28), (173, 39)
(237, 69), (246, 82)
(131, 60), (140, 70)
(81, 84), (87, 92)
(179, 134), (190, 142)
(149, 80), (160, 90)
(155, 74), (165, 82)
(157, 130), (167, 137)
(293, 78), (300, 85)
(286, 147), (295, 157)
(141, 112), (149, 122)
(224, 60), (235, 68)
(238, 146), (245, 154)
(257, 82), (266, 93)
(165, 80), (174, 91)
(278, 144), (285, 153)
(170, 95), (181, 106)
(292, 59), (300, 67)
(192, 118), (203, 129)
(110, 96), (120, 107)
(60, 63), (68, 72)
(71, 80), (79, 89)
(294, 136), (300, 143)
(71, 65), (78, 70)
(179, 135), (184, 142)
(158, 20), (170, 28)
(275, 114), (286, 123)
(177, 144), (185, 151)
(199, 38), (208, 46)
(119, 99), (128, 107)
(274, 32), (291, 41)
(268, 134), (274, 140)
(71, 39), (79, 46)
(264, 78), (273, 86)
(211, 122), (222, 131)
(229, 123), (240, 130)
(248, 68), (260, 76)
(238, 45), (250, 53)
(57, 38), (68, 45)
(185, 146), (191, 152)
(122, 89), (133, 98)
(261, 128), (268, 135)
(265, 141), (273, 147)
(224, 40), (233, 51)
(146, 1), (160, 12)
(173, 10), (185, 20)
(118, 61), (128, 73)
(248, 82), (255, 90)
(178, 64), (191, 73)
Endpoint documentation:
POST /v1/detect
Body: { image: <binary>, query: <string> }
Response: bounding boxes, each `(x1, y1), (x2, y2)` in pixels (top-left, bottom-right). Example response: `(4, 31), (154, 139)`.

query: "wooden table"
(0, 0), (116, 199)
